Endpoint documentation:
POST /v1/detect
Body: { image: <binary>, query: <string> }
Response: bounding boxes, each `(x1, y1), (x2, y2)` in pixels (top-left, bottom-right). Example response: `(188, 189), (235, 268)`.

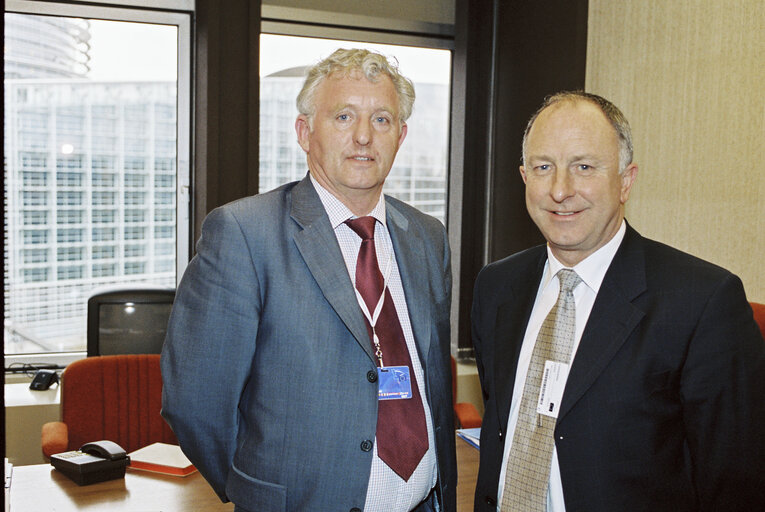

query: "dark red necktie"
(345, 216), (428, 481)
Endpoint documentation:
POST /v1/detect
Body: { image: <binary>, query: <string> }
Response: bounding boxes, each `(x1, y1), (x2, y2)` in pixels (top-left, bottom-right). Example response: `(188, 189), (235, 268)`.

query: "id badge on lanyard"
(353, 235), (413, 402)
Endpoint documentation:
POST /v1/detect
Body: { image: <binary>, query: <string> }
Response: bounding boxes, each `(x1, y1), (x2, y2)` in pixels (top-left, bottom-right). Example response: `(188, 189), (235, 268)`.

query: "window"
(57, 247), (84, 262)
(92, 245), (115, 260)
(92, 191), (115, 206)
(125, 191), (146, 205)
(57, 210), (84, 224)
(57, 172), (84, 187)
(125, 209), (146, 223)
(57, 191), (83, 206)
(56, 228), (84, 243)
(22, 190), (47, 206)
(22, 210), (48, 225)
(92, 263), (117, 277)
(4, 1), (191, 357)
(125, 173), (147, 188)
(124, 261), (146, 275)
(124, 244), (146, 258)
(22, 170), (47, 186)
(92, 173), (116, 187)
(22, 248), (48, 264)
(92, 227), (116, 242)
(258, 35), (451, 224)
(92, 209), (115, 224)
(124, 226), (146, 240)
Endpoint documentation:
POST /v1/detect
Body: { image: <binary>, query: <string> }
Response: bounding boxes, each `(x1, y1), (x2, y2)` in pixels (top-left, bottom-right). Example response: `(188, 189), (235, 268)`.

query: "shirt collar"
(309, 174), (387, 229)
(544, 220), (627, 294)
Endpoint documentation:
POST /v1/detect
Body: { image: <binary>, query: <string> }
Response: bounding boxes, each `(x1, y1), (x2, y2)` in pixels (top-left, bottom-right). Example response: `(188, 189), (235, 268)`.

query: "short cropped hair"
(296, 48), (415, 125)
(522, 91), (634, 173)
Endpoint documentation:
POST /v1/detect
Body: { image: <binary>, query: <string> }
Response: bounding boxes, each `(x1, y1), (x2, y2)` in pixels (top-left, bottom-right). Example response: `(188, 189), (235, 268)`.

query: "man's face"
(520, 100), (638, 267)
(295, 71), (407, 214)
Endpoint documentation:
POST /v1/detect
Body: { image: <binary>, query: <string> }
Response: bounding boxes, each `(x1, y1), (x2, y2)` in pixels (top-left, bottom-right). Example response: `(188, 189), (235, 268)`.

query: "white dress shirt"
(497, 221), (627, 511)
(310, 176), (437, 512)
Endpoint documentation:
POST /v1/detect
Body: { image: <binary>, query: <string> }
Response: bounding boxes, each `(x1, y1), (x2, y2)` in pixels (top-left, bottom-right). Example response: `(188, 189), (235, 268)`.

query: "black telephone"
(50, 440), (130, 486)
(29, 369), (59, 390)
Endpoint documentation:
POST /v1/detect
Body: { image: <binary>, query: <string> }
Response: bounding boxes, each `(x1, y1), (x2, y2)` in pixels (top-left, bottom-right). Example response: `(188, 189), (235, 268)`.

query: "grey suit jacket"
(472, 224), (765, 511)
(161, 176), (456, 512)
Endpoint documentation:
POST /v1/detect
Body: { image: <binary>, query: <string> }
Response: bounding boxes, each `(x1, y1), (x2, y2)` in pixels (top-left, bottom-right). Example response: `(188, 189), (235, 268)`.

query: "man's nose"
(551, 169), (575, 202)
(354, 119), (372, 145)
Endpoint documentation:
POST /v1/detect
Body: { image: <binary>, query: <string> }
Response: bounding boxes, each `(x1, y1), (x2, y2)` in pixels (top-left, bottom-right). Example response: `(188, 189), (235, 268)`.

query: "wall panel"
(587, 0), (764, 301)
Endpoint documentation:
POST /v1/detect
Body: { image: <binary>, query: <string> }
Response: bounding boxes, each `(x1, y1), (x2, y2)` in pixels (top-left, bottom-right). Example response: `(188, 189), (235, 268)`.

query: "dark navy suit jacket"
(472, 224), (765, 511)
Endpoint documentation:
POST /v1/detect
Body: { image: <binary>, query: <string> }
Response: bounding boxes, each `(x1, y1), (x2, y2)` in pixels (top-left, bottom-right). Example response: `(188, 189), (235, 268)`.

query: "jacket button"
(351, 508), (362, 512)
(485, 496), (497, 506)
(366, 370), (377, 383)
(360, 439), (373, 452)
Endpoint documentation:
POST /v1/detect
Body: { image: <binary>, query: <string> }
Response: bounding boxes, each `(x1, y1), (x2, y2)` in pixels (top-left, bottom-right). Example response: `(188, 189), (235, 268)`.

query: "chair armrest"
(455, 402), (483, 429)
(41, 421), (69, 458)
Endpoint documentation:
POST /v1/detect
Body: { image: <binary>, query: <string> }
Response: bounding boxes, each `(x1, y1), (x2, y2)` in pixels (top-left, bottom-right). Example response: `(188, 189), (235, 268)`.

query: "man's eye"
(578, 164), (591, 171)
(337, 114), (349, 121)
(375, 116), (390, 124)
(536, 164), (550, 171)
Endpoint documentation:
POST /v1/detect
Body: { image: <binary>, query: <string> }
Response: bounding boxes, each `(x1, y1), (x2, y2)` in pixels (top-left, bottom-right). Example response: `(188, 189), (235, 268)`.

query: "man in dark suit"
(161, 49), (455, 511)
(471, 91), (765, 511)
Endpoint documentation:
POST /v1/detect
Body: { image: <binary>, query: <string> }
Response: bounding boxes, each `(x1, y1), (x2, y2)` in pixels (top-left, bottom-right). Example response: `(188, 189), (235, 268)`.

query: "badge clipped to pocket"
(378, 366), (412, 400)
(536, 360), (570, 418)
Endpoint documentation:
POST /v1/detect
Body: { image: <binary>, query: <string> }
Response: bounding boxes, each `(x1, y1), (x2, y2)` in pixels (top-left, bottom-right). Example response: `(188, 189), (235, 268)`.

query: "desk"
(9, 464), (233, 511)
(5, 383), (61, 465)
(10, 437), (479, 511)
(456, 434), (480, 511)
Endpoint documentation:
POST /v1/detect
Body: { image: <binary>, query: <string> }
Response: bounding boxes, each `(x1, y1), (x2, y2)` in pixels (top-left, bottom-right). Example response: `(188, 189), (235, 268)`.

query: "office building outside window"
(4, 8), (190, 356)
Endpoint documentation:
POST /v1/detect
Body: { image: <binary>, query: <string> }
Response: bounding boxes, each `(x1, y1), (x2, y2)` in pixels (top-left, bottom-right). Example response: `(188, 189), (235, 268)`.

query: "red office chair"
(41, 354), (177, 458)
(451, 356), (483, 428)
(751, 302), (765, 339)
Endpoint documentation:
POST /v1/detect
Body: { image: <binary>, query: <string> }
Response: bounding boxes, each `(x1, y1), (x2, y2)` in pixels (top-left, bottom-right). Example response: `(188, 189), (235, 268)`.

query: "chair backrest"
(751, 302), (765, 340)
(60, 354), (177, 453)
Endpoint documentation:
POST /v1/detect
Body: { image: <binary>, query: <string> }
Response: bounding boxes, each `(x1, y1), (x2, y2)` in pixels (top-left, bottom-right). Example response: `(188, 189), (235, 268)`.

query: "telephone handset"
(50, 440), (130, 485)
(80, 440), (127, 460)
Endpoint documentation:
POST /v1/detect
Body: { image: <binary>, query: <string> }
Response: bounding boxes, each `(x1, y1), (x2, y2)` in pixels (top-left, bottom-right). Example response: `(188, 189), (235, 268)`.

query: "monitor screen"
(87, 288), (175, 356)
(96, 301), (174, 356)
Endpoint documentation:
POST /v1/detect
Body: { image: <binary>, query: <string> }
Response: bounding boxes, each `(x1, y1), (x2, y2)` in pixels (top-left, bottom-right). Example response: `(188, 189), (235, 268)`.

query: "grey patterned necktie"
(501, 268), (582, 511)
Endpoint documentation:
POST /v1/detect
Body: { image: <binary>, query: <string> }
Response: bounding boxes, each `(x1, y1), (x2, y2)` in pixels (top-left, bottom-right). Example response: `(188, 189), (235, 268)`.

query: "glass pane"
(4, 13), (180, 354)
(259, 34), (451, 224)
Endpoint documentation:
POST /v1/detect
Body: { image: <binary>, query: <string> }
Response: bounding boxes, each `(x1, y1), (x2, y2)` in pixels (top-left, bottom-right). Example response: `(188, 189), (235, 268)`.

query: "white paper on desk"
(128, 442), (197, 476)
(456, 427), (481, 450)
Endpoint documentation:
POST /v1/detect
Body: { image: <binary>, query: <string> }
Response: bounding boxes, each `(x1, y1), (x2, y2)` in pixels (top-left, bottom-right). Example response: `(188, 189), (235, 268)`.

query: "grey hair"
(296, 48), (415, 125)
(522, 91), (634, 173)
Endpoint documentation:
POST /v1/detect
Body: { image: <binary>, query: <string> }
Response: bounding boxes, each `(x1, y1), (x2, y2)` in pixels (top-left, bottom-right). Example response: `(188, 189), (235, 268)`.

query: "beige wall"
(586, 0), (764, 303)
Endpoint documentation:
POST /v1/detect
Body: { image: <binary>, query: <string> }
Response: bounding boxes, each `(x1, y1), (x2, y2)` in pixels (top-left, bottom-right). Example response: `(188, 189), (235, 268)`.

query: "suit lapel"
(386, 201), (431, 364)
(289, 177), (375, 362)
(558, 225), (647, 421)
(494, 250), (547, 430)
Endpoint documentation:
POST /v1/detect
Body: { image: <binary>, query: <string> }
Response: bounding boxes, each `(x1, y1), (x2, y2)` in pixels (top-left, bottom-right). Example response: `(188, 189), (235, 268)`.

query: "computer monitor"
(87, 287), (176, 357)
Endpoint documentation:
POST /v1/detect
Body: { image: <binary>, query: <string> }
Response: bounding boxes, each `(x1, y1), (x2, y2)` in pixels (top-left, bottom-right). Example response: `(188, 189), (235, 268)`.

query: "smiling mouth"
(552, 211), (578, 216)
(351, 156), (372, 161)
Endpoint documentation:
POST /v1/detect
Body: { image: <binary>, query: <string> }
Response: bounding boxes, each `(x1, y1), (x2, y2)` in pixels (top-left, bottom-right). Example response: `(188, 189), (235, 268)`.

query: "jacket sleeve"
(680, 272), (765, 508)
(161, 206), (261, 501)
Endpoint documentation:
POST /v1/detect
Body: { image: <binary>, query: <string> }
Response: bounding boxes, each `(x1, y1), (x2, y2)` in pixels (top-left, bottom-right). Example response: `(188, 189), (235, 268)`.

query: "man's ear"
(519, 165), (528, 184)
(295, 115), (311, 152)
(397, 122), (408, 149)
(620, 163), (638, 204)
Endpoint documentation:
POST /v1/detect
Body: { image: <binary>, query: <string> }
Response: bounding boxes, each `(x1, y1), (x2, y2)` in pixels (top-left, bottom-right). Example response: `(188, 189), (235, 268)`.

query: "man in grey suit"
(161, 48), (456, 512)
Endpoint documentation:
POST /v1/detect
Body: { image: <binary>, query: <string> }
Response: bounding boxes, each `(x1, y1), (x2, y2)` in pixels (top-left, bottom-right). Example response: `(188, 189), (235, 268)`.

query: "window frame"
(4, 0), (192, 368)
